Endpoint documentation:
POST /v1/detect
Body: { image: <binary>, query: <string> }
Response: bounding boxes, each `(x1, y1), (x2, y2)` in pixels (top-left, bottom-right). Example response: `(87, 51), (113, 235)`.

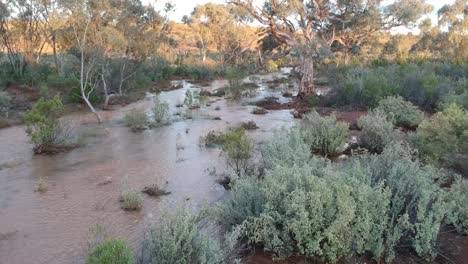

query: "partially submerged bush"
(251, 107), (268, 115)
(240, 120), (258, 130)
(374, 95), (424, 128)
(123, 110), (148, 131)
(87, 239), (135, 264)
(152, 95), (170, 125)
(24, 96), (76, 153)
(222, 128), (253, 177)
(202, 130), (227, 147)
(358, 111), (400, 153)
(410, 104), (468, 167)
(120, 183), (143, 211)
(0, 91), (11, 117)
(143, 207), (226, 264)
(300, 111), (349, 156)
(445, 178), (468, 235)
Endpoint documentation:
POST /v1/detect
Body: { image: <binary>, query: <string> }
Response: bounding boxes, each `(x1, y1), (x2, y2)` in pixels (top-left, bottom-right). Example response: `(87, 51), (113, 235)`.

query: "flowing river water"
(0, 70), (298, 264)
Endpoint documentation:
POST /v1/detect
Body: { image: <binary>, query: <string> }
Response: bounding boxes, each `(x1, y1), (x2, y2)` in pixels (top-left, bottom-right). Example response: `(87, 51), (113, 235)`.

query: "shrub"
(410, 104), (468, 167)
(300, 111), (349, 156)
(87, 239), (135, 264)
(143, 208), (225, 264)
(222, 128), (253, 177)
(225, 67), (246, 99)
(152, 95), (170, 125)
(240, 121), (258, 130)
(358, 111), (400, 153)
(202, 130), (227, 147)
(0, 91), (11, 117)
(184, 89), (194, 108)
(374, 96), (424, 128)
(120, 184), (143, 211)
(445, 178), (468, 235)
(24, 96), (75, 152)
(221, 143), (446, 263)
(123, 110), (148, 131)
(265, 59), (278, 73)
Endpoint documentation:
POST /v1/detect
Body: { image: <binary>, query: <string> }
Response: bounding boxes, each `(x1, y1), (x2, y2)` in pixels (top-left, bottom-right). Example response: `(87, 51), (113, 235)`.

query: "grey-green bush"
(374, 95), (424, 128)
(87, 239), (134, 264)
(152, 95), (170, 125)
(445, 178), (468, 235)
(410, 103), (468, 167)
(143, 207), (225, 264)
(120, 186), (143, 211)
(358, 111), (400, 153)
(123, 110), (148, 131)
(300, 111), (349, 156)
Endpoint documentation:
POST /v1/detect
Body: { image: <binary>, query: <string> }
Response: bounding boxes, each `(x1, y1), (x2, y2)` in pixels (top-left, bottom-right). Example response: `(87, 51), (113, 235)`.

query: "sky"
(149, 0), (455, 31)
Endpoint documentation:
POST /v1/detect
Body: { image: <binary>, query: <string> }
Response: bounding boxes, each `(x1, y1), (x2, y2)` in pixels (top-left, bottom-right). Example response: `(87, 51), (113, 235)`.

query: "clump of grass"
(251, 107), (268, 115)
(87, 239), (135, 264)
(240, 121), (258, 130)
(123, 110), (148, 132)
(34, 177), (48, 192)
(201, 130), (227, 147)
(120, 181), (143, 211)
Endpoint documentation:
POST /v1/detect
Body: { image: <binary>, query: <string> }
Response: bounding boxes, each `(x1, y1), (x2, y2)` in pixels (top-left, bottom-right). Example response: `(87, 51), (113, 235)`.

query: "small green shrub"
(410, 104), (468, 167)
(300, 111), (349, 156)
(265, 59), (278, 73)
(0, 91), (11, 117)
(374, 96), (424, 128)
(358, 111), (400, 153)
(202, 130), (227, 147)
(222, 128), (253, 177)
(152, 95), (170, 125)
(445, 178), (468, 235)
(184, 89), (194, 108)
(120, 185), (143, 211)
(143, 207), (225, 264)
(24, 96), (75, 152)
(123, 110), (148, 131)
(87, 239), (135, 264)
(225, 67), (246, 99)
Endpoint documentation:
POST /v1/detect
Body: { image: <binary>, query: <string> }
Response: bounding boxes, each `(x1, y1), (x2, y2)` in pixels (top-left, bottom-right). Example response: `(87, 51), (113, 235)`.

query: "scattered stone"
(282, 92), (293, 98)
(212, 116), (222, 120)
(214, 106), (221, 111)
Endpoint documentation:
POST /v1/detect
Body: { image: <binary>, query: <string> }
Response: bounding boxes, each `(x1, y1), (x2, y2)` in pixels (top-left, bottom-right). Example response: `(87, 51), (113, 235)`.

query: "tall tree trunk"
(299, 54), (314, 96)
(52, 33), (60, 75)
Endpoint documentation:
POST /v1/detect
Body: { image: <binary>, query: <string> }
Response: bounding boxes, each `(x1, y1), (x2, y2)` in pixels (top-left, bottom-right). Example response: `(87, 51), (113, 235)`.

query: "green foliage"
(358, 111), (400, 153)
(143, 207), (225, 264)
(265, 59), (278, 73)
(410, 104), (468, 167)
(87, 239), (135, 264)
(225, 67), (246, 99)
(202, 130), (227, 147)
(123, 110), (149, 131)
(152, 95), (170, 125)
(0, 91), (11, 117)
(120, 184), (143, 211)
(374, 95), (424, 128)
(23, 96), (71, 149)
(300, 111), (349, 156)
(222, 128), (253, 176)
(445, 178), (468, 235)
(220, 142), (446, 263)
(184, 89), (194, 108)
(332, 63), (467, 110)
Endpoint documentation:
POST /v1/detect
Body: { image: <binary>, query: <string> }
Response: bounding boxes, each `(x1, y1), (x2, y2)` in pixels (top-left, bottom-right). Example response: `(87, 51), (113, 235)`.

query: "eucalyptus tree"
(229, 0), (431, 95)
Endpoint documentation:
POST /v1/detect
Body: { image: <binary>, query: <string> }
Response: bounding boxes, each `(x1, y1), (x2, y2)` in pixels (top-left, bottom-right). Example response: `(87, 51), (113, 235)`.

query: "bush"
(184, 89), (194, 108)
(220, 143), (446, 263)
(24, 96), (75, 152)
(374, 96), (424, 128)
(300, 111), (349, 156)
(358, 111), (400, 153)
(265, 59), (278, 73)
(152, 95), (170, 125)
(222, 128), (253, 177)
(120, 185), (143, 211)
(410, 104), (468, 167)
(123, 110), (148, 131)
(202, 130), (227, 147)
(143, 208), (225, 264)
(87, 239), (135, 264)
(445, 178), (468, 235)
(0, 91), (11, 117)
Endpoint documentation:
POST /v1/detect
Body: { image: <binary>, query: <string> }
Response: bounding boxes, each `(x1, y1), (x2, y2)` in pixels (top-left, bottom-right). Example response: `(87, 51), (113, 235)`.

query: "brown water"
(0, 70), (297, 264)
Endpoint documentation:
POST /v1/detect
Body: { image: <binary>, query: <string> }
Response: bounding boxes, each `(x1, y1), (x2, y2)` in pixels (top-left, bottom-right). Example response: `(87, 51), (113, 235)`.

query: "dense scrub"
(374, 96), (424, 128)
(358, 111), (401, 153)
(330, 62), (468, 110)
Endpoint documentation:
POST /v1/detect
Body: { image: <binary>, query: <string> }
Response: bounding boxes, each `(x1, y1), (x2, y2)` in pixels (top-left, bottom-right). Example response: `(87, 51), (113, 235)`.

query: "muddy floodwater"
(0, 70), (298, 264)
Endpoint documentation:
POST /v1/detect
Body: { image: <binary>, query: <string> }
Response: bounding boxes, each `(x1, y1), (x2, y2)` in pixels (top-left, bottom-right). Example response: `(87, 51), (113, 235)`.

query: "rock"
(142, 184), (171, 197)
(97, 177), (112, 186)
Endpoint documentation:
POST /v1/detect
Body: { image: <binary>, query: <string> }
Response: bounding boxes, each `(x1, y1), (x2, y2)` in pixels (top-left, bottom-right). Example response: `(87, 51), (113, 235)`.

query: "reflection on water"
(0, 70), (297, 264)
